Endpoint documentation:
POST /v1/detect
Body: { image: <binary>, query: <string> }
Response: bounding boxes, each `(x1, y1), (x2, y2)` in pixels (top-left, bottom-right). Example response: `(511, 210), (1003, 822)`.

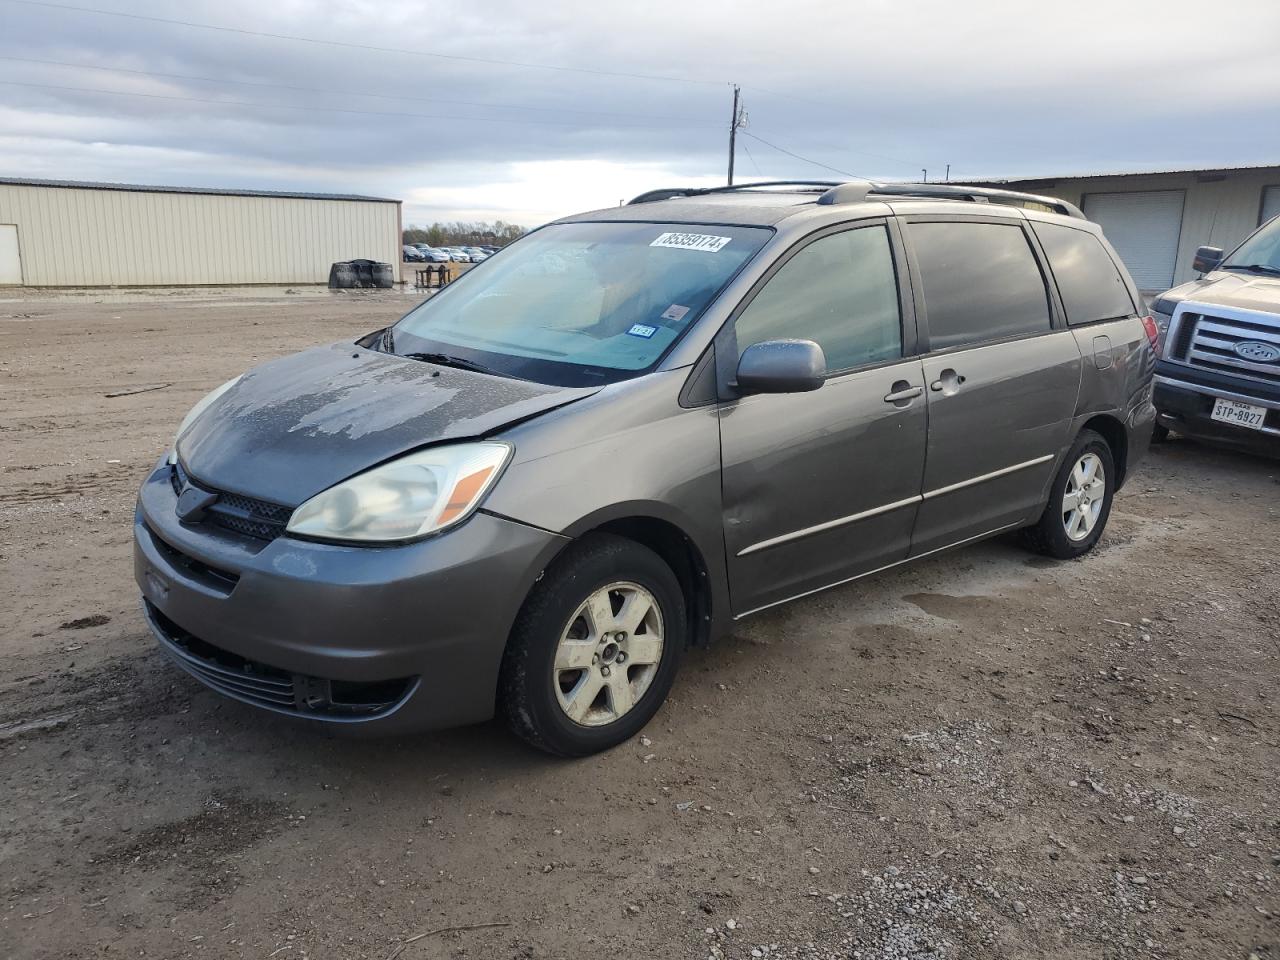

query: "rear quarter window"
(909, 221), (1052, 351)
(1033, 222), (1136, 325)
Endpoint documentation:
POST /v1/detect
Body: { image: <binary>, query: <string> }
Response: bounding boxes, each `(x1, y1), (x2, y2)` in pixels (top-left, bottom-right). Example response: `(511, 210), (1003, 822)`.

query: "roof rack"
(628, 178), (1084, 219)
(627, 181), (840, 204)
(819, 181), (1085, 219)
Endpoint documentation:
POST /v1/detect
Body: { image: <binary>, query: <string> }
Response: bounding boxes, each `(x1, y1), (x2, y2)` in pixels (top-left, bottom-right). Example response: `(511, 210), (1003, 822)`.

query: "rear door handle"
(883, 382), (924, 404)
(929, 368), (966, 394)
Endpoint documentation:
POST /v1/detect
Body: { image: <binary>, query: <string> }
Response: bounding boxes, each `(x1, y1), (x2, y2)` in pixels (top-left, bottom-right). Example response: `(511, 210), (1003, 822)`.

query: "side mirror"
(736, 339), (826, 394)
(1192, 245), (1223, 273)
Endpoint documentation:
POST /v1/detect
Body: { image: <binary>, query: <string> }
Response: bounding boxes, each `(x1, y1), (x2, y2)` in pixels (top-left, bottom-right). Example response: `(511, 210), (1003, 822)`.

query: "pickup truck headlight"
(1149, 298), (1178, 357)
(286, 442), (512, 543)
(167, 376), (242, 466)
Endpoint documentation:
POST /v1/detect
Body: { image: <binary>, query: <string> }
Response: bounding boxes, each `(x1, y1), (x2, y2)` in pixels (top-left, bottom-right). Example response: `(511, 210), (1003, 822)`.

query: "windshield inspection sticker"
(627, 323), (658, 339)
(660, 303), (690, 322)
(650, 232), (732, 253)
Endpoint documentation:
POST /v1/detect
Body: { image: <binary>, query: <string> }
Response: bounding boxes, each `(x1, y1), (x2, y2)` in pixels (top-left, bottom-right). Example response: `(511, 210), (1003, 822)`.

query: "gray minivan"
(135, 181), (1157, 756)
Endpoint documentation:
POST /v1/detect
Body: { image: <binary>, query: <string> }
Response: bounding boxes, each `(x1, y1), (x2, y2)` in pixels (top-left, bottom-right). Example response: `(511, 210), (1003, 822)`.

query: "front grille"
(145, 601), (413, 717)
(1177, 309), (1280, 386)
(171, 461), (292, 541)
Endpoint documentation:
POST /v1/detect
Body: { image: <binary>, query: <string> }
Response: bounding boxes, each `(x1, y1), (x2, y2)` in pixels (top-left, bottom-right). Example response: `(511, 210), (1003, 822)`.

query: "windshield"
(1224, 216), (1280, 271)
(391, 221), (772, 386)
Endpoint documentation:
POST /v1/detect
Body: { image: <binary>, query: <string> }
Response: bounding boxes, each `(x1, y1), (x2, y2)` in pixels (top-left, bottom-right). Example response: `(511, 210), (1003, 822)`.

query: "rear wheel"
(499, 533), (684, 757)
(1019, 430), (1115, 560)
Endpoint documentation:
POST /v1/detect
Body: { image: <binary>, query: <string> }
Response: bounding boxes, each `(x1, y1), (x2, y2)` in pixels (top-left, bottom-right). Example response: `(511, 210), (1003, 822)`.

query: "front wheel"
(499, 533), (685, 757)
(1019, 430), (1115, 560)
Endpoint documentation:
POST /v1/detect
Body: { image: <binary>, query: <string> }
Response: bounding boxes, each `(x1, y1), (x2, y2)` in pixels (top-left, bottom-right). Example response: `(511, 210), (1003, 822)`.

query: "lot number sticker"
(627, 323), (658, 339)
(650, 232), (732, 253)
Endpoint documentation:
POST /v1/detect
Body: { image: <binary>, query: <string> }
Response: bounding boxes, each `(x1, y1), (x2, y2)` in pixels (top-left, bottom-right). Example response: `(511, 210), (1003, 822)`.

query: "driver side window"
(734, 225), (902, 373)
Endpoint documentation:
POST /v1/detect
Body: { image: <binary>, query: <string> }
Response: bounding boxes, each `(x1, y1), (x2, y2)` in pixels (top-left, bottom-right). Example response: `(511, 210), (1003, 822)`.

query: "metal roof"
(0, 176), (399, 203)
(956, 161), (1280, 185)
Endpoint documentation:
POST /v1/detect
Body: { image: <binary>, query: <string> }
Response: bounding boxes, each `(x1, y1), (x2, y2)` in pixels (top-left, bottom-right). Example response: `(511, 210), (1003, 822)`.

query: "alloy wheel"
(552, 581), (664, 727)
(1062, 452), (1106, 542)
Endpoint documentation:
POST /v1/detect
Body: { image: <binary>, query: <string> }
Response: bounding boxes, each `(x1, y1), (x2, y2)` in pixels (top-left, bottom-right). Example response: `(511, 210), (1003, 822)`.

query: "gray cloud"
(2, 0), (1278, 225)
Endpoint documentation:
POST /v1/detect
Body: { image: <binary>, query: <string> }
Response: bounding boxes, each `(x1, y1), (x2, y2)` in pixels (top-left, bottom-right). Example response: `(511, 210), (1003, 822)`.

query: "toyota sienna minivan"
(135, 180), (1156, 756)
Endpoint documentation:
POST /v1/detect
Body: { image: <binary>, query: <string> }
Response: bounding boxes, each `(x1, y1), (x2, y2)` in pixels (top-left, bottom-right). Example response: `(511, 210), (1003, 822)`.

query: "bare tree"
(403, 221), (526, 247)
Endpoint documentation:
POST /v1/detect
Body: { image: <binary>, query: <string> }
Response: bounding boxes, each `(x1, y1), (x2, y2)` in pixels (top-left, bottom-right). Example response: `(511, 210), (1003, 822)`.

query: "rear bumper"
(1154, 373), (1280, 451)
(133, 459), (569, 733)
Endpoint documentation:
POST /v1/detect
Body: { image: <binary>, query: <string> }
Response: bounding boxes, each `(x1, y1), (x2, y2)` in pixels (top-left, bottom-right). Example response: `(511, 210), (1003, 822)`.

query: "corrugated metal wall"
(0, 183), (401, 286)
(1003, 168), (1280, 288)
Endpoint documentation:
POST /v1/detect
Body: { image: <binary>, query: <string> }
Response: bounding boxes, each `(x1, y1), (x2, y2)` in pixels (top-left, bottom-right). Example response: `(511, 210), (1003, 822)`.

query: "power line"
(739, 131), (865, 179)
(4, 0), (725, 87)
(0, 78), (722, 129)
(0, 54), (711, 125)
(743, 84), (923, 168)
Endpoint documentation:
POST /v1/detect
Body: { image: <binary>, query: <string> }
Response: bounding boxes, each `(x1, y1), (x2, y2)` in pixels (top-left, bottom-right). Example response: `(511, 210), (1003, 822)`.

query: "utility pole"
(727, 84), (742, 185)
(921, 168), (928, 183)
(945, 163), (951, 183)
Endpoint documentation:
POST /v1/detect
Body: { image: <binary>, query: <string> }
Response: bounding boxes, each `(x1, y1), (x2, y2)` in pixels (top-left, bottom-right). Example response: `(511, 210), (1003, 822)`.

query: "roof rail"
(627, 179), (1085, 220)
(627, 180), (841, 205)
(817, 181), (1085, 219)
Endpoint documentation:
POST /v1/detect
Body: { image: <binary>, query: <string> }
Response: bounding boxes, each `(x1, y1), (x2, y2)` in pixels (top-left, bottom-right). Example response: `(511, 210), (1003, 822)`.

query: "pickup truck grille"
(1177, 308), (1280, 386)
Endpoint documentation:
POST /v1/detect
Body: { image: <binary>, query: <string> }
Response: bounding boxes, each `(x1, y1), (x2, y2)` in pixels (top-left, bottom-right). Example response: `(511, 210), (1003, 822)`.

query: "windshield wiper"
(402, 351), (503, 376)
(1223, 263), (1280, 276)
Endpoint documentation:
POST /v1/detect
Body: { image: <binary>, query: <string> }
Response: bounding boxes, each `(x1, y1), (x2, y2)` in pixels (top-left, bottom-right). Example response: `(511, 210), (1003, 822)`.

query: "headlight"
(167, 376), (242, 465)
(286, 442), (512, 543)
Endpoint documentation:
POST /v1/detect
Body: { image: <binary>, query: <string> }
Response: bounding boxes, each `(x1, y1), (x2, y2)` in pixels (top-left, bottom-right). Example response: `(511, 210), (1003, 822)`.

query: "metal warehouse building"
(0, 177), (402, 287)
(962, 164), (1280, 293)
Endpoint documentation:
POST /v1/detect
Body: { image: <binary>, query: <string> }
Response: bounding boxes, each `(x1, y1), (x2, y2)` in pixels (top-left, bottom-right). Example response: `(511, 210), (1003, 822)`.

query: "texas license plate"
(1210, 397), (1267, 430)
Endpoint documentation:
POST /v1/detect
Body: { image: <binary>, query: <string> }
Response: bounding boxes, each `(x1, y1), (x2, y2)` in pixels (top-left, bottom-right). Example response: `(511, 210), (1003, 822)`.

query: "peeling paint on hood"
(177, 342), (599, 505)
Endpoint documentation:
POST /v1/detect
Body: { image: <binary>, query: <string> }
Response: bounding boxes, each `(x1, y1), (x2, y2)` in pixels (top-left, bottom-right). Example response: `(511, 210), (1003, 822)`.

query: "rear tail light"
(1140, 315), (1160, 356)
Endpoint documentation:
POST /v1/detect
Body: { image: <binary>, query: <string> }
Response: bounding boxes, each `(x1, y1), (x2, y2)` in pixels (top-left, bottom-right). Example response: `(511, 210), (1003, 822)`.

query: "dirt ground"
(1, 289), (1278, 960)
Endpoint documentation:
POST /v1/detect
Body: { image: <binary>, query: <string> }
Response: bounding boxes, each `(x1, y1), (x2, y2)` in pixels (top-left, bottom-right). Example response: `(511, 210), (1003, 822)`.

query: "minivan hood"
(1161, 272), (1280, 314)
(177, 343), (599, 505)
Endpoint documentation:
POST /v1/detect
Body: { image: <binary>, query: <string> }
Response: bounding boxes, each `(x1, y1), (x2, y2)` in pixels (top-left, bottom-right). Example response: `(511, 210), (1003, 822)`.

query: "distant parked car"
(402, 245), (426, 262)
(480, 245), (499, 254)
(414, 245), (451, 263)
(464, 247), (489, 262)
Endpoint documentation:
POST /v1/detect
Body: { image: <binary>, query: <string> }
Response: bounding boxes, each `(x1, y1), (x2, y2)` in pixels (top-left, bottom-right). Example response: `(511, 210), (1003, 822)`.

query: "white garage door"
(1083, 190), (1185, 291)
(1262, 185), (1280, 224)
(0, 225), (22, 285)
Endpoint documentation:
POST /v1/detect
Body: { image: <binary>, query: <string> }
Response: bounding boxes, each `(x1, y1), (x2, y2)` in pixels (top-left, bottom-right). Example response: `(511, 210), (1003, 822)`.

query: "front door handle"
(883, 382), (924, 405)
(929, 368), (966, 395)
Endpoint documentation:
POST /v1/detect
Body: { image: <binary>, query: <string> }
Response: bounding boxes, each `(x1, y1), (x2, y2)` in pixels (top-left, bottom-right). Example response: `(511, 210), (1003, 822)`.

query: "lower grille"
(145, 602), (412, 717)
(171, 461), (292, 541)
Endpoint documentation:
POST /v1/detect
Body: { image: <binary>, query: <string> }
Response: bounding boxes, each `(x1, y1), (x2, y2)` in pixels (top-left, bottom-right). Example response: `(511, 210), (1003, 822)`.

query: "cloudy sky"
(3, 0), (1279, 228)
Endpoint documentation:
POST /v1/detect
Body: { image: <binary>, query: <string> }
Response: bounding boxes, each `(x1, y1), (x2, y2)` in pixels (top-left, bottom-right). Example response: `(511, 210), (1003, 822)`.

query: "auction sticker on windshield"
(650, 232), (732, 253)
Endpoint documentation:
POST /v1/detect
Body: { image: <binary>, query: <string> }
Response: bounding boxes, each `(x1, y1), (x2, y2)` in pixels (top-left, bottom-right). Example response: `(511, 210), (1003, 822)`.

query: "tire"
(1151, 423), (1170, 444)
(499, 533), (685, 757)
(1019, 429), (1116, 560)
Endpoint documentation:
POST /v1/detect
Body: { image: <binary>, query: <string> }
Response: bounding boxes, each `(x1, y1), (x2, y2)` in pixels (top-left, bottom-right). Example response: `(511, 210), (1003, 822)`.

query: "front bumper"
(133, 460), (568, 733)
(1154, 372), (1280, 451)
